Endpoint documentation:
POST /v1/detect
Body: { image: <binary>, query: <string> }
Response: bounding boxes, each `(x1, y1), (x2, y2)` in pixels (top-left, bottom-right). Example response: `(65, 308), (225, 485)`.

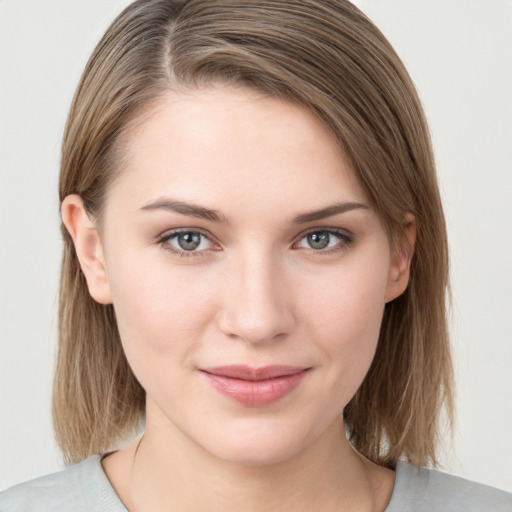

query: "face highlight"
(71, 87), (411, 465)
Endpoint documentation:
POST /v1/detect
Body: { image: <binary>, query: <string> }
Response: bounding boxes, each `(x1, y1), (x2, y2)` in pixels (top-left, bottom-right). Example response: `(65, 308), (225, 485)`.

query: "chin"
(210, 438), (306, 467)
(196, 417), (320, 467)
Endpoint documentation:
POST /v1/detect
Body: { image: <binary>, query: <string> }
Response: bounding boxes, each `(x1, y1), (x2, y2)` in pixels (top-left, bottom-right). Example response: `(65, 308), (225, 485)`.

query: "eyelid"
(294, 226), (353, 242)
(292, 227), (354, 253)
(156, 228), (220, 257)
(155, 226), (354, 258)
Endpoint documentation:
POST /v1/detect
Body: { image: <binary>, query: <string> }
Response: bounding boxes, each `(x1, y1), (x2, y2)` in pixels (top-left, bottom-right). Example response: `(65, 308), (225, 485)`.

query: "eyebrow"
(140, 198), (227, 223)
(140, 197), (369, 224)
(292, 201), (369, 223)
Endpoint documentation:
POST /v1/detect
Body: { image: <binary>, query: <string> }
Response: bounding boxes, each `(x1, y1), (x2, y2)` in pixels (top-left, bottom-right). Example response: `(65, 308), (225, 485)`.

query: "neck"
(106, 411), (394, 512)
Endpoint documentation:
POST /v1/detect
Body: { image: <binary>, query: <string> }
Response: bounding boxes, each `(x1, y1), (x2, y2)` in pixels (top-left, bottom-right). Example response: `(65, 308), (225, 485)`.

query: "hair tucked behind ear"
(54, 0), (182, 464)
(54, 241), (145, 463)
(54, 0), (453, 466)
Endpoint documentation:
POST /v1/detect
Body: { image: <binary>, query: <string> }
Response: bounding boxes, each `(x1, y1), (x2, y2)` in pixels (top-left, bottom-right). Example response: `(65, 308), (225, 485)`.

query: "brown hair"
(54, 0), (453, 467)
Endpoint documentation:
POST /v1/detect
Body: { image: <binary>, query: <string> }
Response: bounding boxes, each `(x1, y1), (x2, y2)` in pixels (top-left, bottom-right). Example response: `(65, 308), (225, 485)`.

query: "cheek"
(106, 251), (218, 384)
(301, 258), (389, 402)
(304, 256), (389, 338)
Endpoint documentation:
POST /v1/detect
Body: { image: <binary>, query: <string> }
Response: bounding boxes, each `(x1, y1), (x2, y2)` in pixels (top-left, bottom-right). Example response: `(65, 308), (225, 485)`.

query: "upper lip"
(201, 365), (309, 381)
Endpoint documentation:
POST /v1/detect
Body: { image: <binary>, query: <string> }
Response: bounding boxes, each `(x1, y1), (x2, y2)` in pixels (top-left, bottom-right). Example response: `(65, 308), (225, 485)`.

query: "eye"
(295, 230), (352, 252)
(158, 230), (215, 256)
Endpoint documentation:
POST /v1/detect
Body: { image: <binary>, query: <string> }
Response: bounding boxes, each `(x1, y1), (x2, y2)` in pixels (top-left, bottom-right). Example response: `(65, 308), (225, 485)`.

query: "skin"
(62, 86), (415, 512)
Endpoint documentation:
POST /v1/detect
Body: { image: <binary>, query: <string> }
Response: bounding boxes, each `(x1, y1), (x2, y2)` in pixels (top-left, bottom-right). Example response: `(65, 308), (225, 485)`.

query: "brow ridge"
(140, 197), (368, 224)
(140, 198), (225, 223)
(293, 202), (369, 223)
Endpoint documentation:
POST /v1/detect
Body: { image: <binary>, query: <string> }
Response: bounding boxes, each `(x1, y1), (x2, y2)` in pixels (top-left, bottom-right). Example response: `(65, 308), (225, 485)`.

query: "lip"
(200, 365), (310, 407)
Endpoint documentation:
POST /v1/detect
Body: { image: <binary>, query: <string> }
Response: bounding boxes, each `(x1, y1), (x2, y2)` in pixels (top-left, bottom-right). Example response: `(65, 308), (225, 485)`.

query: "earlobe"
(61, 195), (113, 305)
(385, 214), (416, 303)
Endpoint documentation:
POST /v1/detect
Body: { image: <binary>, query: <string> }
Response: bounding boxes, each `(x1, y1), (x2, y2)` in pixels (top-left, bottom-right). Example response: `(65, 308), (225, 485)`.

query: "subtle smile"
(200, 365), (311, 407)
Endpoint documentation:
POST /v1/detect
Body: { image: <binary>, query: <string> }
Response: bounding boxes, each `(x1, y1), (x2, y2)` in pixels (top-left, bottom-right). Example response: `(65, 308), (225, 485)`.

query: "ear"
(385, 213), (416, 303)
(61, 195), (113, 305)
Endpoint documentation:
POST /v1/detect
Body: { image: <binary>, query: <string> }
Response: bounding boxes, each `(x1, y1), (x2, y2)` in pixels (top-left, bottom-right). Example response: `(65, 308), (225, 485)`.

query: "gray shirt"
(1, 455), (511, 511)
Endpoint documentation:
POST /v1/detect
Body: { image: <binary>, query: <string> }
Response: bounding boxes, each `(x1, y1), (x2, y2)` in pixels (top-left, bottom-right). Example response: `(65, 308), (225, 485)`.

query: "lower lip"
(202, 369), (309, 407)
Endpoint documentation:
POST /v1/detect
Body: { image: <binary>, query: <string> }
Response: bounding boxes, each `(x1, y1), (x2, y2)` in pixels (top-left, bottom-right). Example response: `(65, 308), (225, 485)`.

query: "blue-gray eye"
(168, 232), (212, 251)
(297, 231), (346, 250)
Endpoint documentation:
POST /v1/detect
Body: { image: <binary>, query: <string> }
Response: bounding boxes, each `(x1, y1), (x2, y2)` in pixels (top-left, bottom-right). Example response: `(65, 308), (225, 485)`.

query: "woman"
(1, 0), (510, 510)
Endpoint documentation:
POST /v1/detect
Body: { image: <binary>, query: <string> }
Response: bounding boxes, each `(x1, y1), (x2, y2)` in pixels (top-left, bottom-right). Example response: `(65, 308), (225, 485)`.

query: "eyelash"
(156, 229), (218, 258)
(156, 228), (354, 258)
(293, 229), (353, 255)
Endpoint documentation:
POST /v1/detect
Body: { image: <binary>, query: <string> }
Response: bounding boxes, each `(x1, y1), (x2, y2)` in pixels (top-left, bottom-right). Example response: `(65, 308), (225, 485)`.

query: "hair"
(54, 0), (453, 467)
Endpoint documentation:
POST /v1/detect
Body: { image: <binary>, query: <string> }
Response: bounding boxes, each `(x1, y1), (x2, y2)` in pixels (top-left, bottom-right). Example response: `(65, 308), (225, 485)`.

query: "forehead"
(108, 86), (368, 218)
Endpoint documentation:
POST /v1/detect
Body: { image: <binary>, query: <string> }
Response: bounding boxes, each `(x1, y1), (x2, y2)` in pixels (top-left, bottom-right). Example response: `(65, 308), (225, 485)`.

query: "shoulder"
(0, 456), (126, 512)
(387, 461), (512, 512)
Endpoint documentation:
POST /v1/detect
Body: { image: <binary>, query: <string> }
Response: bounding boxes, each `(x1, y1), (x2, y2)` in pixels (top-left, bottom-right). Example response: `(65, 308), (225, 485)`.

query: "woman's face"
(79, 86), (411, 465)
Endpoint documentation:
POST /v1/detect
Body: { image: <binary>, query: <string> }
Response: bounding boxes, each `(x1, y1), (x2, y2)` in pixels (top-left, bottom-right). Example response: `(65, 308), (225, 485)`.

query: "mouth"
(200, 365), (311, 407)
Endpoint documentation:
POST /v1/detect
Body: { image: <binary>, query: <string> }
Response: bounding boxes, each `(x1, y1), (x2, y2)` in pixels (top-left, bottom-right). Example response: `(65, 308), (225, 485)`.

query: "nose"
(216, 251), (296, 345)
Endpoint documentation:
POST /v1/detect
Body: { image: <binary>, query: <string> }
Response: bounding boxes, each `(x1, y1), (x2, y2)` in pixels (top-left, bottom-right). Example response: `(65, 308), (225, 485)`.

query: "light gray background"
(1, 0), (511, 493)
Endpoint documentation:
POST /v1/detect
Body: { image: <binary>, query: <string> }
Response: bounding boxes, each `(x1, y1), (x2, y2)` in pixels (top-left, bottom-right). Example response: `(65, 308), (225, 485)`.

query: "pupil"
(308, 232), (329, 249)
(178, 232), (201, 251)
